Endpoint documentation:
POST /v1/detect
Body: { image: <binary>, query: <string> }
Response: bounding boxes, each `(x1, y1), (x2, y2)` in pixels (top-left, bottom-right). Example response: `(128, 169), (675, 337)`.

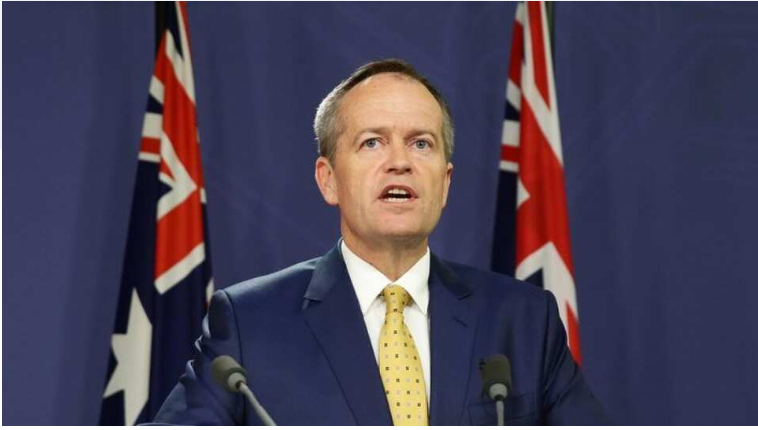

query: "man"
(154, 59), (608, 425)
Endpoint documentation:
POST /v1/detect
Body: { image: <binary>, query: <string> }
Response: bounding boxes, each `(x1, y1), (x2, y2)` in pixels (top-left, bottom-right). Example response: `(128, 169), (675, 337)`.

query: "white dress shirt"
(341, 240), (432, 402)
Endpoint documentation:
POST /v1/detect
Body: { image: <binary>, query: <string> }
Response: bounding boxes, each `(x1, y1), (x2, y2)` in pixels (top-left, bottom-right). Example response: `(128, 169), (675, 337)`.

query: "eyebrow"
(356, 127), (439, 139)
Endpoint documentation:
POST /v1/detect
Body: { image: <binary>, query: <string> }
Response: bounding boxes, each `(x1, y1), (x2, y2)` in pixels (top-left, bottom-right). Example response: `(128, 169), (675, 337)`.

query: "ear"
(441, 162), (453, 208)
(315, 156), (339, 206)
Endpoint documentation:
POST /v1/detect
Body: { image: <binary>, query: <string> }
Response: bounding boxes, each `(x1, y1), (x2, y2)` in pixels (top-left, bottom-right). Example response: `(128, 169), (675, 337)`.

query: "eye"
(414, 139), (430, 150)
(362, 138), (380, 149)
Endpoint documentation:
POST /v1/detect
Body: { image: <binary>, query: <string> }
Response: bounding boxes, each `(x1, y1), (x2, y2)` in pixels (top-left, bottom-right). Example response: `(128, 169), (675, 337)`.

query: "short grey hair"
(314, 59), (455, 164)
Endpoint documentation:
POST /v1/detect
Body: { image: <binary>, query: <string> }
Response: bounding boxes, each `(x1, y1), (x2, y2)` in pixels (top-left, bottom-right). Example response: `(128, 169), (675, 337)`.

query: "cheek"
(432, 169), (449, 198)
(338, 172), (371, 210)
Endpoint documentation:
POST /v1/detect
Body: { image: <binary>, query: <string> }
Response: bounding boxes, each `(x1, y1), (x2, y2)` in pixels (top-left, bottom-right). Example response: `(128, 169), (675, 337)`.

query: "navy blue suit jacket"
(154, 244), (608, 425)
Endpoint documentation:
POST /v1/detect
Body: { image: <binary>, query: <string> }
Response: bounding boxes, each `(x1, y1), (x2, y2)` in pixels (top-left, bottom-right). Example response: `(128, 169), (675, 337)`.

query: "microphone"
(479, 354), (513, 426)
(211, 355), (277, 426)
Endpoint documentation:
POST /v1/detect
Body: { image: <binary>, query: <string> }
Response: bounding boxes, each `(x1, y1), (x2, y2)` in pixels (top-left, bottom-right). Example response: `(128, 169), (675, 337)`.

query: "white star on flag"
(104, 289), (152, 425)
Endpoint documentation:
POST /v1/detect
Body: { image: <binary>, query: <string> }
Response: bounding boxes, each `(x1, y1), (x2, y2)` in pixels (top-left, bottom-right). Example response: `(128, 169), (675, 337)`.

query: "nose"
(385, 140), (412, 174)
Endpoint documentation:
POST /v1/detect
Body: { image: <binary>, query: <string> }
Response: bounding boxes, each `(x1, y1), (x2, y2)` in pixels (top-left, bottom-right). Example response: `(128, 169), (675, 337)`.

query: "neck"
(342, 234), (428, 281)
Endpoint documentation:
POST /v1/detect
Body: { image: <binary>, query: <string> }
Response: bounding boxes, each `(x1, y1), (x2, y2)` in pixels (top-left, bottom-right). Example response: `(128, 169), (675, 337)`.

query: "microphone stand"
(495, 399), (505, 426)
(237, 382), (277, 426)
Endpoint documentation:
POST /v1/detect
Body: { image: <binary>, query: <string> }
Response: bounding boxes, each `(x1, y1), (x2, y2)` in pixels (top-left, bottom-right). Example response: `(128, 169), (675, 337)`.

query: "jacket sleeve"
(152, 289), (249, 425)
(541, 291), (612, 425)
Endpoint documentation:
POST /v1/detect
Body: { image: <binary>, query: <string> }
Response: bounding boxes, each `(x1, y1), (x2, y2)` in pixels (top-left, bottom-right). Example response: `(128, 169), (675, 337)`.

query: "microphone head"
(211, 355), (248, 393)
(479, 354), (512, 400)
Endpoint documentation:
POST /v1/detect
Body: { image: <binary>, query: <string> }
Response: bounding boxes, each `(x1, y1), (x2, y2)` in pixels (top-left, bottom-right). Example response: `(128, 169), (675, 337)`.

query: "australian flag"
(100, 2), (213, 424)
(491, 2), (582, 364)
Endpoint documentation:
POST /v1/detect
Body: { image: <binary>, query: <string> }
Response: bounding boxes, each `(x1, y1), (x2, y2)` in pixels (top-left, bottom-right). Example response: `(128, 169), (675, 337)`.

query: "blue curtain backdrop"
(4, 2), (758, 425)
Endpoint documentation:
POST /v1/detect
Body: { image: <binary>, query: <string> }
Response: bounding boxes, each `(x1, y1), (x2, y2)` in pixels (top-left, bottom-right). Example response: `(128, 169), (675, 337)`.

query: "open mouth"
(380, 186), (416, 203)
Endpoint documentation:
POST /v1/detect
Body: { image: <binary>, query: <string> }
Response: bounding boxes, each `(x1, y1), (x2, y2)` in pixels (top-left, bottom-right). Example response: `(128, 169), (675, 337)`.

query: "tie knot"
(382, 284), (410, 315)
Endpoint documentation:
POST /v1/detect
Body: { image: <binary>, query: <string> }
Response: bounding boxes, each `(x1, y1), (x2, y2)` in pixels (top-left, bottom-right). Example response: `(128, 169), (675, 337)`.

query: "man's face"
(316, 73), (453, 248)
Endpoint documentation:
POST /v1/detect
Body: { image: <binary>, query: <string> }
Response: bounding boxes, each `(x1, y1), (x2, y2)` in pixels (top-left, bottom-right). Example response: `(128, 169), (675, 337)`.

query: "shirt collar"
(341, 240), (430, 317)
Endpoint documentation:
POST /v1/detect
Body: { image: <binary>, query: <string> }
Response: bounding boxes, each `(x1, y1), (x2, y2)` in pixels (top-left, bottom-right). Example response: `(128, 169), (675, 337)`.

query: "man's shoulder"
(440, 258), (549, 304)
(221, 256), (321, 304)
(438, 258), (555, 332)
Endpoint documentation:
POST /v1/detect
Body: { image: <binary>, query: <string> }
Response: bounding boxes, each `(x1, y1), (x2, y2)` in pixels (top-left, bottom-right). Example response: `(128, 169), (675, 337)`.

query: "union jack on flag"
(491, 1), (582, 364)
(100, 2), (213, 425)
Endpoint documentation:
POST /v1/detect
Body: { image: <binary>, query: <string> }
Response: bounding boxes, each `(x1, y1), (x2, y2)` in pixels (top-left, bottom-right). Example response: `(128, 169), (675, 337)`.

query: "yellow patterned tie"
(379, 285), (429, 426)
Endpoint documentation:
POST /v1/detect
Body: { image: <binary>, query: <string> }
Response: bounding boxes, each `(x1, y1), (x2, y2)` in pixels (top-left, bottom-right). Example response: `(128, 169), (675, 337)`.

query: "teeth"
(386, 188), (410, 197)
(382, 187), (412, 202)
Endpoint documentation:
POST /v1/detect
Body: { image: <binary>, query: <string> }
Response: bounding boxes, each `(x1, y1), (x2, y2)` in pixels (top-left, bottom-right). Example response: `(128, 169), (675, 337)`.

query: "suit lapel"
(302, 245), (392, 425)
(428, 254), (478, 426)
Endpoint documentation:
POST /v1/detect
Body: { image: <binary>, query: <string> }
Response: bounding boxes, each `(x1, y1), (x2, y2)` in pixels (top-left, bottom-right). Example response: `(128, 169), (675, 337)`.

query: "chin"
(376, 226), (429, 242)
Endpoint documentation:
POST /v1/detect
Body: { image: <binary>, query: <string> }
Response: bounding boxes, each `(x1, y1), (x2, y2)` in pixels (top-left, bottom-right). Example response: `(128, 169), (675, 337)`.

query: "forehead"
(338, 73), (443, 133)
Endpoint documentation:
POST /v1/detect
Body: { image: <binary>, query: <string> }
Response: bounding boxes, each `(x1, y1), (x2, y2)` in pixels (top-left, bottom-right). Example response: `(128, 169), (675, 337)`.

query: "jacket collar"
(428, 253), (477, 425)
(302, 243), (477, 425)
(302, 243), (391, 425)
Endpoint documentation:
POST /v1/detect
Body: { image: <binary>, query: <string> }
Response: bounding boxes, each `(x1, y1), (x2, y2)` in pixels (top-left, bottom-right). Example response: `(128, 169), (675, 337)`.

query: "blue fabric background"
(4, 2), (757, 424)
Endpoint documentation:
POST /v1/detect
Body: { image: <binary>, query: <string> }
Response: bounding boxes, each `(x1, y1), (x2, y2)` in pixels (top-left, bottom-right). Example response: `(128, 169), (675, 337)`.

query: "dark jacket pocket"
(467, 392), (537, 425)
